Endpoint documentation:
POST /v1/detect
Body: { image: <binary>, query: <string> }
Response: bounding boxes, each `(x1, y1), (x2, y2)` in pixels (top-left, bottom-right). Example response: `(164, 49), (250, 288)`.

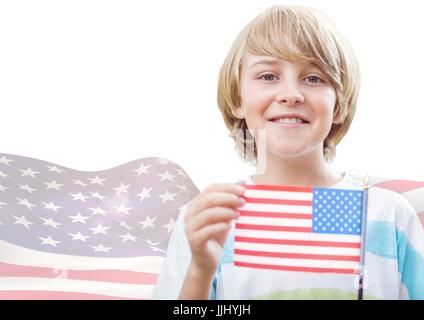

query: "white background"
(1, 0), (423, 191)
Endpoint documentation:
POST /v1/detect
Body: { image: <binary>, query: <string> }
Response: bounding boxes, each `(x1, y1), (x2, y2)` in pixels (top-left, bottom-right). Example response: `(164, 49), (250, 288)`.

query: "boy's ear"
(231, 105), (246, 119)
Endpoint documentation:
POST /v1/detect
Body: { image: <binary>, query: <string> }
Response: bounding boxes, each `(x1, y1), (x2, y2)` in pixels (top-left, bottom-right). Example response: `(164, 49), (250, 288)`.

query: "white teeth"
(274, 118), (304, 124)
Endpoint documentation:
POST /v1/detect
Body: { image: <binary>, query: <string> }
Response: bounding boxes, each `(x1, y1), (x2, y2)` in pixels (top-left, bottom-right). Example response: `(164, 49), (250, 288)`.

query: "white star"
(41, 217), (62, 229)
(46, 165), (64, 174)
(89, 175), (107, 185)
(90, 192), (107, 201)
(0, 171), (10, 178)
(69, 232), (90, 242)
(119, 221), (133, 230)
(0, 183), (10, 192)
(138, 216), (157, 229)
(13, 215), (34, 229)
(136, 187), (152, 202)
(119, 233), (137, 242)
(42, 201), (62, 212)
(89, 207), (107, 216)
(0, 201), (6, 209)
(148, 246), (165, 253)
(158, 190), (177, 203)
(114, 203), (133, 215)
(18, 184), (37, 194)
(163, 217), (176, 234)
(89, 224), (111, 235)
(158, 171), (175, 182)
(70, 192), (89, 202)
(113, 182), (131, 195)
(45, 180), (64, 190)
(19, 167), (40, 178)
(69, 212), (90, 224)
(134, 162), (152, 176)
(39, 236), (61, 247)
(176, 184), (191, 197)
(0, 155), (14, 165)
(16, 197), (36, 209)
(144, 238), (160, 246)
(72, 179), (88, 188)
(91, 244), (112, 253)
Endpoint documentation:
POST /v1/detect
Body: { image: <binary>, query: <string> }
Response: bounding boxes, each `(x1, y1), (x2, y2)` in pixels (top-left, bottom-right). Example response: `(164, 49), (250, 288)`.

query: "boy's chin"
(269, 144), (307, 157)
(267, 145), (316, 160)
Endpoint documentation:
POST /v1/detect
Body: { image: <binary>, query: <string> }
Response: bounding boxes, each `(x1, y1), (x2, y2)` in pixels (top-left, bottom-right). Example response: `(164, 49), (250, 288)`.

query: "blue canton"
(312, 188), (364, 235)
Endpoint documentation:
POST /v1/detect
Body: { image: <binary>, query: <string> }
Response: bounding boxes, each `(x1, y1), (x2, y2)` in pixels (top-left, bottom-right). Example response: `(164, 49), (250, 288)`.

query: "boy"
(152, 5), (424, 299)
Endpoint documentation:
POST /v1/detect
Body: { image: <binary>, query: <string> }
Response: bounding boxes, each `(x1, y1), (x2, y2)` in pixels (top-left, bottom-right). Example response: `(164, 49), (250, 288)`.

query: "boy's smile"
(234, 53), (336, 160)
(267, 112), (310, 128)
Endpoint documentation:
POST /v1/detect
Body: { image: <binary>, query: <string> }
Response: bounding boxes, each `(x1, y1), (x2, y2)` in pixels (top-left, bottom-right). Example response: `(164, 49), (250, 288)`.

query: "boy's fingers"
(203, 183), (245, 196)
(187, 207), (239, 232)
(192, 222), (231, 246)
(187, 192), (245, 219)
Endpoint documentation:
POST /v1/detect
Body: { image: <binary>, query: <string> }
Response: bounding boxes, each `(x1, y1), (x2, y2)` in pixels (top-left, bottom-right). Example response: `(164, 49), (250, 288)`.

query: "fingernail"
(235, 184), (245, 194)
(238, 197), (246, 206)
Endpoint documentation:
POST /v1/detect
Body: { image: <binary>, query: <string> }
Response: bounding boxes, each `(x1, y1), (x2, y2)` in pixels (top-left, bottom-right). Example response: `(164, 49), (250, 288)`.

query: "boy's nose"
(275, 85), (304, 106)
(278, 95), (304, 105)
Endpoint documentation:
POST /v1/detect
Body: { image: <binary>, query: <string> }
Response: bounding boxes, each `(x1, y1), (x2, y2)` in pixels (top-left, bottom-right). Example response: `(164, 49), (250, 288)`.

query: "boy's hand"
(184, 183), (245, 279)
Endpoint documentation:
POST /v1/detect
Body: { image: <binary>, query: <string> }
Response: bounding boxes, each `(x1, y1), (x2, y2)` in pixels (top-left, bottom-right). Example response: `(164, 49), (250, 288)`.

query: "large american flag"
(0, 153), (199, 299)
(234, 184), (365, 274)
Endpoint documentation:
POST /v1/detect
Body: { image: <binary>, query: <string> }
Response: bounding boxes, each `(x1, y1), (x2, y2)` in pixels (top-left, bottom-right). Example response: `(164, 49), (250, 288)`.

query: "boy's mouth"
(271, 118), (308, 124)
(268, 114), (310, 125)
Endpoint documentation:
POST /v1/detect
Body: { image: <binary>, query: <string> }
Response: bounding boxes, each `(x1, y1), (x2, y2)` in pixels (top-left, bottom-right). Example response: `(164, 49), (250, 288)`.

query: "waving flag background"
(234, 184), (366, 274)
(0, 153), (199, 299)
(1, 152), (424, 299)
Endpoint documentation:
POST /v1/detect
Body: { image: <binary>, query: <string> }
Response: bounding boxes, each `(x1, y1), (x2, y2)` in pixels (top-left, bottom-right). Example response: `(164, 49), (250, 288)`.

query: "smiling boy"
(152, 5), (424, 300)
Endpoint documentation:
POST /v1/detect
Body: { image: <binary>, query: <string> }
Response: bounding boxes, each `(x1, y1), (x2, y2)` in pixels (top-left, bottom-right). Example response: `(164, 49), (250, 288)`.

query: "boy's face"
(234, 52), (336, 160)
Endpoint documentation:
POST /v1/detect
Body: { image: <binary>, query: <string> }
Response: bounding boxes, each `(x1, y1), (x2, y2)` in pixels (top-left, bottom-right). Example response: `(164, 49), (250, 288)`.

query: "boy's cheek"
(244, 97), (270, 114)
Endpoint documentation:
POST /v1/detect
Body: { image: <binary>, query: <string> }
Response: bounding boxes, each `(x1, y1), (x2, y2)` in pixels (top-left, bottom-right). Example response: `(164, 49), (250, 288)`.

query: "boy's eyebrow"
(249, 59), (281, 69)
(249, 59), (318, 70)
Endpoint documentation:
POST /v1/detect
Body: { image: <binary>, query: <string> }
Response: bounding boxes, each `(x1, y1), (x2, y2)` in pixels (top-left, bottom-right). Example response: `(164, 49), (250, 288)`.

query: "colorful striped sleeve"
(396, 203), (424, 299)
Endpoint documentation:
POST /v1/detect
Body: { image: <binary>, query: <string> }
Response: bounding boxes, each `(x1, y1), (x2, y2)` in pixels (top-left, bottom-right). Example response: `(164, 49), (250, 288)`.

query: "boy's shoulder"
(336, 173), (415, 207)
(348, 173), (417, 218)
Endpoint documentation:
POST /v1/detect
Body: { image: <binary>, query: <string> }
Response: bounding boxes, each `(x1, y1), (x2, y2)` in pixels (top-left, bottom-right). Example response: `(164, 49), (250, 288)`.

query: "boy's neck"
(251, 150), (343, 188)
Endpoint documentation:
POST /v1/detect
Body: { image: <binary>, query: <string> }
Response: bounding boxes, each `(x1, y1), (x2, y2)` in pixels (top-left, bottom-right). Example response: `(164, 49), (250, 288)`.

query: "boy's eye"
(304, 75), (324, 83)
(259, 74), (278, 81)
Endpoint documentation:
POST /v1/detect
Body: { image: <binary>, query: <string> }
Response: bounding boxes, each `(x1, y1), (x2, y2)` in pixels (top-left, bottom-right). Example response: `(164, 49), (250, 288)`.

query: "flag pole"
(357, 173), (370, 300)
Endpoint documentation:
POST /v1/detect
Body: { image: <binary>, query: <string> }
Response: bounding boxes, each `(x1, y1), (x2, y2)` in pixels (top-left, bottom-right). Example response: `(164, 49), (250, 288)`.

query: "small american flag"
(234, 184), (365, 274)
(0, 153), (199, 299)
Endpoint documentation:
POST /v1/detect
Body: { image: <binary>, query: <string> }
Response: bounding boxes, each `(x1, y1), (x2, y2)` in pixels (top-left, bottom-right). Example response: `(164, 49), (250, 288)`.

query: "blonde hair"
(217, 5), (360, 163)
